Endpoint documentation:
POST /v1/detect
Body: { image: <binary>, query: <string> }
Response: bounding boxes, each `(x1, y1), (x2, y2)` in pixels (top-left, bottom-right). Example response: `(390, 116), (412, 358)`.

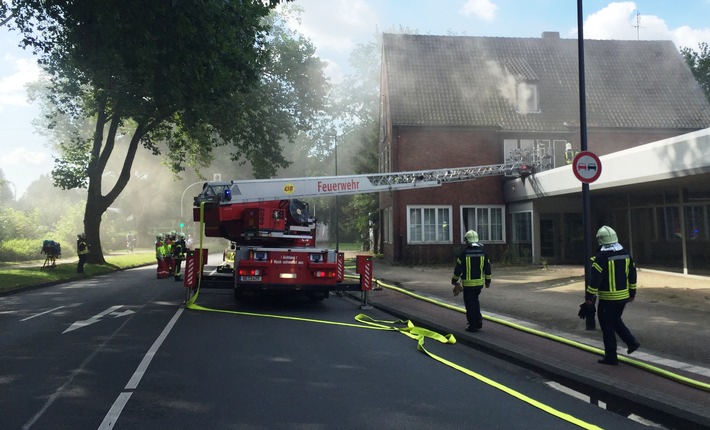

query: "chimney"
(541, 31), (560, 40)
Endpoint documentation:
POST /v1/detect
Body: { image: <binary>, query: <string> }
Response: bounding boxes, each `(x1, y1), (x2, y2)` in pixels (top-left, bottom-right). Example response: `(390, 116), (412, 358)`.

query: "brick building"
(378, 32), (710, 273)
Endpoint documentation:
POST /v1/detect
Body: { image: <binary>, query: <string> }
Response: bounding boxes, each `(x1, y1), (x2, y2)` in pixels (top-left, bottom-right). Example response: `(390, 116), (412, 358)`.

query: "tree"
(682, 42), (710, 104)
(328, 36), (383, 250)
(0, 1), (11, 27)
(0, 171), (15, 204)
(8, 0), (328, 263)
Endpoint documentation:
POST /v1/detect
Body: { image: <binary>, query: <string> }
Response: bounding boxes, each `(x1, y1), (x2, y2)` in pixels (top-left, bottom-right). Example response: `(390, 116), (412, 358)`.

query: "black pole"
(334, 133), (339, 251)
(578, 0), (593, 288)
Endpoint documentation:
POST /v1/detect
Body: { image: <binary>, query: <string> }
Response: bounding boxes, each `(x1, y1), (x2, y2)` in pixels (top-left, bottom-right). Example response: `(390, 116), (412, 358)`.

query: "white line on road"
(20, 306), (66, 321)
(97, 392), (132, 430)
(97, 307), (185, 429)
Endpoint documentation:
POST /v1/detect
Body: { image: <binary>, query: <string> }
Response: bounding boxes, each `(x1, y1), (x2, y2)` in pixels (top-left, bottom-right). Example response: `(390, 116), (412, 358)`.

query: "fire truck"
(192, 161), (534, 300)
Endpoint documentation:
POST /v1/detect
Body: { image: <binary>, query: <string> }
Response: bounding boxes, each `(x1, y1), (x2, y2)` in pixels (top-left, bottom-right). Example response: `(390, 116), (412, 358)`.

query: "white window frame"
(407, 205), (452, 244)
(460, 205), (506, 244)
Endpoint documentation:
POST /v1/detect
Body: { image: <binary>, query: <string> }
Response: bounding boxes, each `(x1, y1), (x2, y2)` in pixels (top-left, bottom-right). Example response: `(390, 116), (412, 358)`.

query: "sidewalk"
(363, 257), (710, 429)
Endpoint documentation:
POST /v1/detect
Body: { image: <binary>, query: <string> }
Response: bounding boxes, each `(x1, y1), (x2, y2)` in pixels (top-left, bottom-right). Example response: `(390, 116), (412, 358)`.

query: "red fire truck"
(192, 162), (532, 300)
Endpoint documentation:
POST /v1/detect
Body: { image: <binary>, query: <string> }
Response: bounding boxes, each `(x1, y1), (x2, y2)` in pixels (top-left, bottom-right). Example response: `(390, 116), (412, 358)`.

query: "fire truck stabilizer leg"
(360, 291), (372, 310)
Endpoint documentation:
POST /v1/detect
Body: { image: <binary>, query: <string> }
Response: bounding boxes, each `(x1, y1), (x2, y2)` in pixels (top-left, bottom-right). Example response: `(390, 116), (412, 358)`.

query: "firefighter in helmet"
(565, 142), (577, 164)
(585, 225), (641, 365)
(172, 232), (187, 281)
(155, 233), (169, 279)
(451, 230), (492, 332)
(76, 233), (89, 273)
(164, 231), (175, 276)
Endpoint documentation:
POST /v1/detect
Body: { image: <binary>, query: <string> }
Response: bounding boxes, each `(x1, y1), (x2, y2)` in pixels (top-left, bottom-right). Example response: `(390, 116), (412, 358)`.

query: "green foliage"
(9, 0), (327, 263)
(340, 194), (378, 249)
(52, 138), (92, 189)
(0, 171), (15, 203)
(0, 238), (46, 262)
(47, 201), (85, 250)
(0, 251), (155, 292)
(0, 208), (48, 241)
(0, 2), (9, 27)
(329, 34), (382, 250)
(682, 42), (710, 104)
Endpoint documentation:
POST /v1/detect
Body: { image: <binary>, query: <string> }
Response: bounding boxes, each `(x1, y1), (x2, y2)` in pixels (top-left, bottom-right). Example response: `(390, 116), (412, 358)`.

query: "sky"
(1, 0), (710, 198)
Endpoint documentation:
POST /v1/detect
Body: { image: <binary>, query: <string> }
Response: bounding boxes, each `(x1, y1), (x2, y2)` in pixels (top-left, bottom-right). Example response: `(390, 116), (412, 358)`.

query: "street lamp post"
(181, 181), (206, 226)
(332, 132), (339, 251)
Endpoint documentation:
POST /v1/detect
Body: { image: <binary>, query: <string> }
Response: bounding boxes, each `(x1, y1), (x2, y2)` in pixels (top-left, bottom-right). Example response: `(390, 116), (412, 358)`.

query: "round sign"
(572, 151), (602, 183)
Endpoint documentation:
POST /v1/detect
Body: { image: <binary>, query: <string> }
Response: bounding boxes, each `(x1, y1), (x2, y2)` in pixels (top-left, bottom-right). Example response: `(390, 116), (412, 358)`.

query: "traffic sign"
(572, 151), (602, 183)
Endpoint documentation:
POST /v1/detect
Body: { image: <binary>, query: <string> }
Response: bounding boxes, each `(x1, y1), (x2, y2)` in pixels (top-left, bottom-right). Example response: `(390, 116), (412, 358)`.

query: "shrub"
(0, 238), (64, 262)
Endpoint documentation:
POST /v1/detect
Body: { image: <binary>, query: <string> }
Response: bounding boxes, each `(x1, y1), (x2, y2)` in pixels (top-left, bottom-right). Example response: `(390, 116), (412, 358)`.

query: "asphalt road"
(0, 263), (652, 430)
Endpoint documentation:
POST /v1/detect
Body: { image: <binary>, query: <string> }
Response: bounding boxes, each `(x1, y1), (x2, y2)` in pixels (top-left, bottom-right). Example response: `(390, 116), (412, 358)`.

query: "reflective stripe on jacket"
(172, 241), (186, 259)
(586, 250), (637, 301)
(451, 244), (492, 287)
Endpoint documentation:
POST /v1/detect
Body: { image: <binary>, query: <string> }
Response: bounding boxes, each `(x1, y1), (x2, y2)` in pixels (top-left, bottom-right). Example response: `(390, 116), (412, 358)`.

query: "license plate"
(240, 276), (262, 282)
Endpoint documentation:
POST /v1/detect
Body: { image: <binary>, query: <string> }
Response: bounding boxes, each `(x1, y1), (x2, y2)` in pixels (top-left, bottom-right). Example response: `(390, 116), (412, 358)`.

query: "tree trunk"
(84, 195), (106, 264)
(83, 99), (147, 264)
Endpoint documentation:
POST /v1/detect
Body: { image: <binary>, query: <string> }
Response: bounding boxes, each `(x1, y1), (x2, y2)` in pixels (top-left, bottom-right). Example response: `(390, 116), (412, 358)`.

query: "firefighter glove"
(578, 302), (595, 319)
(453, 282), (463, 296)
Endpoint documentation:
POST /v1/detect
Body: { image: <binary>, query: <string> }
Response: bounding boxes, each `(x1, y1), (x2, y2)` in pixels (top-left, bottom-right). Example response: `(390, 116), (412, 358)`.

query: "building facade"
(378, 32), (710, 274)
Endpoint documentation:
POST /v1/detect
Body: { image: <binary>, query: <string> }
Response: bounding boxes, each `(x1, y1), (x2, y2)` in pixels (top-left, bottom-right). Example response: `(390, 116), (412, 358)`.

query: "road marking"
(20, 306), (66, 321)
(63, 306), (136, 334)
(97, 392), (132, 430)
(98, 307), (184, 429)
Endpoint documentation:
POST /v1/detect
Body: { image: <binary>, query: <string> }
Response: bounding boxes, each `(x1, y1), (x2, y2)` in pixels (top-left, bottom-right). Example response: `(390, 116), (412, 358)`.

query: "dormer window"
(505, 58), (540, 114)
(517, 81), (539, 114)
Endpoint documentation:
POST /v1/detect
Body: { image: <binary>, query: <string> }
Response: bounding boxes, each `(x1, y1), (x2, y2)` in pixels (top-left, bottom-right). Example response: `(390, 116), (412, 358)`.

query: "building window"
(685, 205), (707, 241)
(407, 206), (452, 243)
(461, 206), (505, 243)
(383, 207), (393, 243)
(511, 211), (533, 263)
(512, 212), (532, 243)
(516, 82), (539, 114)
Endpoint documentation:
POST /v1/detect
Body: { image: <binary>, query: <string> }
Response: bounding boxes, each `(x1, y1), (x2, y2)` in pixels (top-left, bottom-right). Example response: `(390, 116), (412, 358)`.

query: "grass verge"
(0, 252), (156, 294)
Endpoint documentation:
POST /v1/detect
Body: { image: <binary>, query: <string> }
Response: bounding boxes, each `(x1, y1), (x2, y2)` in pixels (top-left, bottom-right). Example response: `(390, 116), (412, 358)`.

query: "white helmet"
(464, 230), (479, 243)
(596, 225), (618, 245)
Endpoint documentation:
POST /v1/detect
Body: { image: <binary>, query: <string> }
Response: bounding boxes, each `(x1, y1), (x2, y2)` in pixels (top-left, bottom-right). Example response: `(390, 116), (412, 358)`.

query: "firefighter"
(585, 225), (641, 365)
(76, 233), (89, 273)
(172, 232), (187, 281)
(155, 234), (169, 279)
(565, 142), (576, 164)
(164, 231), (175, 276)
(451, 230), (492, 332)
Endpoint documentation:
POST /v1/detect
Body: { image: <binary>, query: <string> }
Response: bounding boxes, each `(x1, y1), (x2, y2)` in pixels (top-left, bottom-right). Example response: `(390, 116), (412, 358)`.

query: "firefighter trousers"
(598, 299), (637, 361)
(463, 286), (483, 328)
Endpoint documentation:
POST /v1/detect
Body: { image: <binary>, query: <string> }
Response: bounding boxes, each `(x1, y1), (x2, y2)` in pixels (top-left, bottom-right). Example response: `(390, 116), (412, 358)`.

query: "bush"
(0, 238), (64, 262)
(0, 208), (47, 242)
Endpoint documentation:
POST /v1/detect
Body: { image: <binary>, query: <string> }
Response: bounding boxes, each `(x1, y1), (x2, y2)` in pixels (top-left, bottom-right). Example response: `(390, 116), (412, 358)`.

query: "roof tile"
(382, 33), (710, 130)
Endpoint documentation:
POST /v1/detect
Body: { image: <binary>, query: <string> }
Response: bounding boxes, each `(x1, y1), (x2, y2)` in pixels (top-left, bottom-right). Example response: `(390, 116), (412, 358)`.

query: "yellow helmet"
(596, 225), (618, 245)
(464, 230), (479, 243)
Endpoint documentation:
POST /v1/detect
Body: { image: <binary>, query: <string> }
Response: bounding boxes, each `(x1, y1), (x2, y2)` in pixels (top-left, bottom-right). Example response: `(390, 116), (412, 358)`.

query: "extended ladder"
(195, 161), (534, 205)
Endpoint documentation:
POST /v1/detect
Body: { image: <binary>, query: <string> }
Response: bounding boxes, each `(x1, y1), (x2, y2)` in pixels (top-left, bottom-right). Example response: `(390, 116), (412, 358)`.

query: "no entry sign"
(572, 151), (602, 183)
